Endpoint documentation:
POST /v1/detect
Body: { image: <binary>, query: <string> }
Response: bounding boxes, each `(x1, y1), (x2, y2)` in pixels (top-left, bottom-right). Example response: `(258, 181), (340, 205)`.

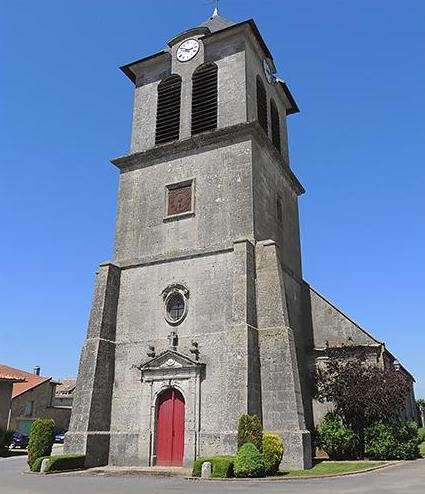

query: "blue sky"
(1, 1), (424, 397)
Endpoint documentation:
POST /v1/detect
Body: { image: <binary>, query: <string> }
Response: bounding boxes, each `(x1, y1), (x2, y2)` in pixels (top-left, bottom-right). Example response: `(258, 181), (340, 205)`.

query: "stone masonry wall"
(0, 382), (13, 430)
(113, 140), (254, 262)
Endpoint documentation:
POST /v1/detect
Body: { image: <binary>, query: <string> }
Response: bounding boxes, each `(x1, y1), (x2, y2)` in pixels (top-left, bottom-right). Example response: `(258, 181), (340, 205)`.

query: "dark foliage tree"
(315, 347), (411, 457)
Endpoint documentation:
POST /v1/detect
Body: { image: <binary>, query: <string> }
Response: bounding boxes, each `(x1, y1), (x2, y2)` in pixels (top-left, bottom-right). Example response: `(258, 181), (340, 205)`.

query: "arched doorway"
(155, 388), (185, 466)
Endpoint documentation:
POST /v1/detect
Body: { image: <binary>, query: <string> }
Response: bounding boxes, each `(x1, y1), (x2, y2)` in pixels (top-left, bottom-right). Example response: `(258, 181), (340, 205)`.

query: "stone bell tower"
(65, 10), (312, 470)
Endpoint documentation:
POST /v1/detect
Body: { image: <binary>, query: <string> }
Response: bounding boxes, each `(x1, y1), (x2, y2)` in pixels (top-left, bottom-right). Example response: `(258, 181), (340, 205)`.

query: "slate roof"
(199, 10), (235, 32)
(0, 364), (51, 398)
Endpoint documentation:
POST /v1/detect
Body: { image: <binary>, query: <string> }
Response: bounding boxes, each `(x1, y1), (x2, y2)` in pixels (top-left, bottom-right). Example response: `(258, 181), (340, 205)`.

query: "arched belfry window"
(256, 76), (268, 134)
(155, 75), (182, 145)
(191, 63), (218, 135)
(270, 99), (281, 152)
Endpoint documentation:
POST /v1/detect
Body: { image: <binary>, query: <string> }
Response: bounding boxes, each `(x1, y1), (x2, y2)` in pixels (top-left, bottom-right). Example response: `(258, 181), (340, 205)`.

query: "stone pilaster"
(231, 239), (261, 418)
(64, 262), (120, 467)
(255, 240), (312, 469)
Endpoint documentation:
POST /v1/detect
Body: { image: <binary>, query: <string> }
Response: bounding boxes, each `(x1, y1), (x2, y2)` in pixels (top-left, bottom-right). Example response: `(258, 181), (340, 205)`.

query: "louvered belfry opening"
(256, 76), (268, 134)
(155, 75), (182, 145)
(270, 99), (281, 152)
(191, 63), (218, 136)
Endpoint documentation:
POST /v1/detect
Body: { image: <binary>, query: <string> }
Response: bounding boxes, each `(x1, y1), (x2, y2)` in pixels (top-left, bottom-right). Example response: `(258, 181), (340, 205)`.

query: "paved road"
(1, 456), (424, 494)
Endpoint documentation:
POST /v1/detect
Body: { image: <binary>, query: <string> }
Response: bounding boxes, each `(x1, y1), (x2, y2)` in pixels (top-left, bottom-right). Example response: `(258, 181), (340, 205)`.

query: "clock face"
(263, 59), (273, 84)
(176, 39), (200, 62)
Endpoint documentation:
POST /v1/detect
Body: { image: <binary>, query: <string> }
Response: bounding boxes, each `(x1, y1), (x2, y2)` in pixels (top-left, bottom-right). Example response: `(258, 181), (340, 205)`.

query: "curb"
(86, 469), (188, 478)
(24, 467), (190, 477)
(185, 461), (402, 482)
(23, 468), (88, 476)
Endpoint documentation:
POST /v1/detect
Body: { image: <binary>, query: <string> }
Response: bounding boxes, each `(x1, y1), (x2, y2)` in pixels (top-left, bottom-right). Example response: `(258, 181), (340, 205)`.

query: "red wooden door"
(156, 388), (185, 466)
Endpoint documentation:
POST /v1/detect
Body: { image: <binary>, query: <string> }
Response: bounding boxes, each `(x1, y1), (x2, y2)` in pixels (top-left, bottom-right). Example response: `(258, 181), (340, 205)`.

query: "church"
(64, 10), (417, 470)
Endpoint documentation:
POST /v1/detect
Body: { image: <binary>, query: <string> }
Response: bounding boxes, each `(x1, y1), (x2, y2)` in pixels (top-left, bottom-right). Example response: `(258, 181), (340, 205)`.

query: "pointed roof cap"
(199, 8), (235, 33)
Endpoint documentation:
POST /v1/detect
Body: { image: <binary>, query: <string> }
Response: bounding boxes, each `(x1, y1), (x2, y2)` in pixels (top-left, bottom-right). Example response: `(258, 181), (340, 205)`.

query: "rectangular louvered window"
(276, 194), (283, 223)
(155, 75), (182, 145)
(271, 100), (281, 152)
(256, 76), (268, 134)
(191, 63), (218, 135)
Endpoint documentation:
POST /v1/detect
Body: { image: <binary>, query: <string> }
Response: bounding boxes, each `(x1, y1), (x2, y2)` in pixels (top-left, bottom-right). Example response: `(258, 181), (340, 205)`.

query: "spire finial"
(211, 0), (219, 17)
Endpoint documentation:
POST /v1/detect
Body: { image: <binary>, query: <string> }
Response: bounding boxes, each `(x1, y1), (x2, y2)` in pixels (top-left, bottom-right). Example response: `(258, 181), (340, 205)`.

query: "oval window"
(165, 292), (187, 325)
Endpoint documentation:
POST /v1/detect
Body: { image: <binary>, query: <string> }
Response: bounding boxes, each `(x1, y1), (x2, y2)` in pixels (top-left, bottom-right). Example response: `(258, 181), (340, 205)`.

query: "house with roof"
(0, 370), (24, 431)
(0, 364), (72, 434)
(54, 379), (76, 407)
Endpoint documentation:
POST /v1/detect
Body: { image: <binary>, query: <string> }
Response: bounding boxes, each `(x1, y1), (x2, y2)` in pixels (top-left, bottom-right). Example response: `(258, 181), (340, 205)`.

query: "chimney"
(33, 366), (41, 376)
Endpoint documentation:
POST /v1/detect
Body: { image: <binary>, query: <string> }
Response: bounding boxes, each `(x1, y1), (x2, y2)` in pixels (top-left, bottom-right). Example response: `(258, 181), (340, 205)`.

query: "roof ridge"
(0, 363), (49, 379)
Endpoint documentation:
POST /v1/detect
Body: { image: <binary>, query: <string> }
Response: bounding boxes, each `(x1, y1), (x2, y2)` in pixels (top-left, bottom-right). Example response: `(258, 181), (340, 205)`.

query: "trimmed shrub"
(45, 454), (86, 472)
(27, 419), (55, 468)
(417, 427), (425, 444)
(234, 442), (265, 478)
(192, 456), (234, 478)
(31, 454), (86, 473)
(365, 421), (420, 460)
(237, 414), (263, 452)
(316, 413), (359, 460)
(262, 433), (284, 476)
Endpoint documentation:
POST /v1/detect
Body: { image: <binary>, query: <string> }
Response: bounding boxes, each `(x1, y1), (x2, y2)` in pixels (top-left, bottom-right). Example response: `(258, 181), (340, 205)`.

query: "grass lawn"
(420, 442), (425, 458)
(281, 460), (385, 477)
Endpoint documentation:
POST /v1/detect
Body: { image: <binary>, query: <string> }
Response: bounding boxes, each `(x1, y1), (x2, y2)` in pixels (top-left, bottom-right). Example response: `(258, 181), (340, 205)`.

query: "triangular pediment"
(139, 350), (201, 370)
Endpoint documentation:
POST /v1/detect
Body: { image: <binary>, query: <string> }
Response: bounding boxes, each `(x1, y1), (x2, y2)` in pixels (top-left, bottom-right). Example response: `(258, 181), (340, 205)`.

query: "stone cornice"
(111, 121), (305, 196)
(110, 245), (234, 271)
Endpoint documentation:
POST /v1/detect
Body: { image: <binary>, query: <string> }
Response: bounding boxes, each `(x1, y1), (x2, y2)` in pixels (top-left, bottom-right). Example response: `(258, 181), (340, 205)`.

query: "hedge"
(234, 442), (265, 478)
(45, 454), (86, 472)
(192, 456), (234, 478)
(31, 454), (86, 473)
(27, 419), (55, 468)
(365, 421), (420, 460)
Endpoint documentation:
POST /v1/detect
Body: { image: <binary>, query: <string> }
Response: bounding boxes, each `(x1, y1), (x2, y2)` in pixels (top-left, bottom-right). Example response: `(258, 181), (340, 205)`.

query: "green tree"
(237, 414), (263, 452)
